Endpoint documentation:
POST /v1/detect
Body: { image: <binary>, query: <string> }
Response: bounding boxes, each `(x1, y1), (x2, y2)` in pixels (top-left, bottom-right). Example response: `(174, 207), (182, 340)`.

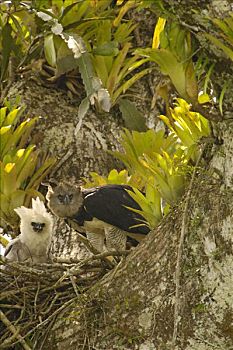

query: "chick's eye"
(31, 222), (45, 228)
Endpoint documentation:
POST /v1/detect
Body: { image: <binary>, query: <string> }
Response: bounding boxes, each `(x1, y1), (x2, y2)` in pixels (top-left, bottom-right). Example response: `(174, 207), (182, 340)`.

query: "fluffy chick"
(4, 197), (53, 264)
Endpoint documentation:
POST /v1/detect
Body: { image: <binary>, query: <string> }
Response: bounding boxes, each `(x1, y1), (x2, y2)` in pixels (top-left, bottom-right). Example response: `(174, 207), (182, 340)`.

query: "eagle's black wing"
(81, 184), (150, 234)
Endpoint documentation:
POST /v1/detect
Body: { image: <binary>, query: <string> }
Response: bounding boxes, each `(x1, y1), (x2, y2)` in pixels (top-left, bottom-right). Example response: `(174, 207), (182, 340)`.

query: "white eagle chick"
(4, 197), (53, 264)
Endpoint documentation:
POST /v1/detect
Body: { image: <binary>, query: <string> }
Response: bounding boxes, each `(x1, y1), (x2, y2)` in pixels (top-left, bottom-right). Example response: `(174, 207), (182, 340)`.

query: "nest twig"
(0, 250), (130, 349)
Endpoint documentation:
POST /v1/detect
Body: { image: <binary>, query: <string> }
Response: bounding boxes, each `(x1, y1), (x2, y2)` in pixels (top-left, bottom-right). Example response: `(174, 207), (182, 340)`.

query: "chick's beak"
(32, 223), (45, 232)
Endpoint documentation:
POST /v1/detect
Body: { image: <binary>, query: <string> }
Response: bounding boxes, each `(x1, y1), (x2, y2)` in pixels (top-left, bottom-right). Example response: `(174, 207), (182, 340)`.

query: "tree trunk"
(45, 118), (233, 349)
(43, 1), (233, 348)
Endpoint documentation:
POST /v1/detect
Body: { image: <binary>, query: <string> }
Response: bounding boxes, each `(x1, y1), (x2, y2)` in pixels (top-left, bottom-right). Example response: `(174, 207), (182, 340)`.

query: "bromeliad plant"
(1, 0), (149, 125)
(125, 181), (163, 230)
(112, 128), (189, 210)
(41, 0), (150, 122)
(117, 99), (210, 227)
(111, 128), (178, 176)
(0, 100), (56, 233)
(159, 98), (211, 163)
(83, 169), (136, 188)
(136, 18), (199, 106)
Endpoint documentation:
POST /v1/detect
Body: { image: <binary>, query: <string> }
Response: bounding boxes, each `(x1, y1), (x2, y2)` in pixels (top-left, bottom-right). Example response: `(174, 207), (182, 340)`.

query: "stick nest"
(0, 251), (129, 349)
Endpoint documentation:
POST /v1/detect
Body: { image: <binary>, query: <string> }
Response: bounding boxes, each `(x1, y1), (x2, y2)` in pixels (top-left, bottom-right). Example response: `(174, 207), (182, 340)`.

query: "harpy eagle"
(3, 197), (53, 265)
(46, 183), (150, 253)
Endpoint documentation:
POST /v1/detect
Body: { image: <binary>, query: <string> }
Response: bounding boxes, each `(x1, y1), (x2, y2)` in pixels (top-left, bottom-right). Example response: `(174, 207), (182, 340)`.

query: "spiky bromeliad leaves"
(1, 0), (150, 129)
(136, 19), (199, 105)
(0, 101), (56, 234)
(159, 98), (211, 162)
(40, 0), (150, 124)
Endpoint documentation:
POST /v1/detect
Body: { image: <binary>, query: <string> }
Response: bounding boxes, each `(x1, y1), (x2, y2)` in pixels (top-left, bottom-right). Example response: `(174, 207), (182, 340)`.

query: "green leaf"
(25, 156), (56, 189)
(77, 52), (96, 96)
(61, 32), (87, 59)
(93, 41), (119, 56)
(61, 0), (90, 27)
(55, 38), (79, 76)
(107, 42), (131, 96)
(92, 55), (109, 86)
(152, 17), (166, 49)
(114, 21), (137, 43)
(24, 189), (44, 206)
(137, 48), (187, 98)
(113, 67), (151, 103)
(10, 190), (26, 210)
(44, 34), (57, 67)
(16, 148), (38, 188)
(1, 23), (13, 82)
(126, 186), (162, 228)
(0, 193), (11, 221)
(118, 99), (148, 132)
(4, 108), (20, 126)
(15, 145), (35, 181)
(2, 162), (18, 195)
(9, 14), (25, 41)
(0, 107), (7, 127)
(219, 81), (228, 116)
(77, 97), (90, 120)
(0, 126), (11, 156)
(198, 93), (211, 104)
(1, 118), (37, 157)
(60, 1), (82, 21)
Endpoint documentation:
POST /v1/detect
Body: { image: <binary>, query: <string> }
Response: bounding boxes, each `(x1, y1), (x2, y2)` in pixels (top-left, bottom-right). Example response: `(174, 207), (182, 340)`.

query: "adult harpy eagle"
(46, 183), (150, 253)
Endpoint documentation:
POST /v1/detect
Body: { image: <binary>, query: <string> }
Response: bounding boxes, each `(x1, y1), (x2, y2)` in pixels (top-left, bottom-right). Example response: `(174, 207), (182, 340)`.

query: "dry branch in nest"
(0, 251), (130, 349)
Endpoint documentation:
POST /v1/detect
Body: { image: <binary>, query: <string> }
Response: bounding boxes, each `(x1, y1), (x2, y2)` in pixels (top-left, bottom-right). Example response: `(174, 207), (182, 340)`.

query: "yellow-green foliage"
(125, 183), (163, 230)
(84, 169), (134, 188)
(112, 127), (189, 207)
(0, 101), (56, 231)
(111, 128), (178, 175)
(160, 98), (211, 162)
(41, 0), (150, 110)
(136, 19), (198, 105)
